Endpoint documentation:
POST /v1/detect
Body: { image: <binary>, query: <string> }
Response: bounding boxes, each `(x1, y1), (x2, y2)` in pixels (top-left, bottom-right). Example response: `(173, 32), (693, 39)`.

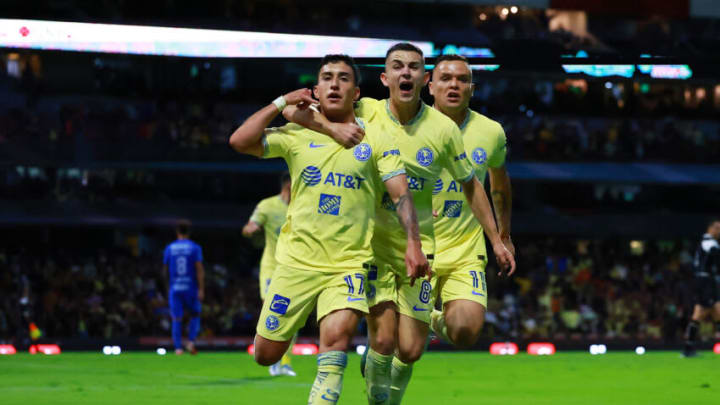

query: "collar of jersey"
(355, 117), (365, 130)
(384, 99), (425, 127)
(458, 109), (472, 131)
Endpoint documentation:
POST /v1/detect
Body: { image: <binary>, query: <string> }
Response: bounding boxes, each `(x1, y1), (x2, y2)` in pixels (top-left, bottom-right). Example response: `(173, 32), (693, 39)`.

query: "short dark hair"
(176, 219), (191, 236)
(280, 171), (291, 186)
(435, 54), (469, 65)
(433, 54), (472, 80)
(710, 218), (720, 228)
(386, 42), (424, 59)
(318, 54), (361, 85)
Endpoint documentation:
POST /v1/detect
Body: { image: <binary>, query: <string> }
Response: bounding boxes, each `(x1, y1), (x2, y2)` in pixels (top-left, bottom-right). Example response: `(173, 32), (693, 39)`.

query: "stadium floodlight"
(112, 346), (122, 355)
(0, 19), (433, 58)
(103, 346), (113, 355)
(156, 348), (167, 356)
(635, 346), (646, 355)
(356, 345), (367, 356)
(0, 344), (17, 355)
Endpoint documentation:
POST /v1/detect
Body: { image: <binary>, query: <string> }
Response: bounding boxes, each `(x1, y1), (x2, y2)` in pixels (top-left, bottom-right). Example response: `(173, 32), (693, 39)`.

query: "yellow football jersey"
(433, 110), (507, 272)
(249, 194), (288, 276)
(355, 98), (475, 264)
(262, 119), (405, 272)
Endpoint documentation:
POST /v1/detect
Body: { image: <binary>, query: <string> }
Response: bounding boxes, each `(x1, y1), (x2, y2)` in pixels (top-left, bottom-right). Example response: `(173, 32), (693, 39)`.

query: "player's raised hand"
(283, 88), (315, 109)
(328, 121), (365, 149)
(492, 241), (516, 277)
(405, 242), (431, 287)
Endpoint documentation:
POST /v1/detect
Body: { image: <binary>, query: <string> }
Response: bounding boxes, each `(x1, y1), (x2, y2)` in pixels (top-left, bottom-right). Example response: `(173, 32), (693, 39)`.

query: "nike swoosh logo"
(471, 291), (485, 297)
(412, 305), (429, 311)
(347, 297), (366, 302)
(309, 142), (326, 148)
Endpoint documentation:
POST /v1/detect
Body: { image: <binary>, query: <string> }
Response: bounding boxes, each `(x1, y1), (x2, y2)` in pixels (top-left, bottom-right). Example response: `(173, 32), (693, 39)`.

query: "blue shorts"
(169, 290), (201, 318)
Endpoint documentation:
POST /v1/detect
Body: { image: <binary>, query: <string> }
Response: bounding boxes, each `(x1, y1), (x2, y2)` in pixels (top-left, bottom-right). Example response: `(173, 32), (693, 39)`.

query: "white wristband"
(272, 96), (287, 112)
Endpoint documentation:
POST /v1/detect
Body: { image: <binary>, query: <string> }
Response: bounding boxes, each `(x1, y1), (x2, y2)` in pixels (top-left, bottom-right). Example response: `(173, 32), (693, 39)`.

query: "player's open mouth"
(399, 81), (414, 92)
(327, 92), (342, 101)
(447, 91), (461, 101)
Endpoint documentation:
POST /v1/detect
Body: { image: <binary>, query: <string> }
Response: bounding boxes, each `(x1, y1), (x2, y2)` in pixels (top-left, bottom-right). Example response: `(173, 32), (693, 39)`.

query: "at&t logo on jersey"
(416, 147), (434, 167)
(472, 147), (487, 165)
(265, 315), (280, 331)
(318, 193), (342, 215)
(433, 179), (443, 195)
(301, 166), (366, 190)
(301, 166), (322, 186)
(270, 294), (291, 315)
(353, 143), (372, 162)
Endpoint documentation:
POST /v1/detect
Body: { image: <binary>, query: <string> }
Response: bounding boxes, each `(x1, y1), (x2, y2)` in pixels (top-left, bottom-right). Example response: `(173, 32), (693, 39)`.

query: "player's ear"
(380, 72), (389, 88)
(428, 80), (435, 97)
(470, 82), (475, 95)
(353, 85), (360, 102)
(313, 85), (320, 100)
(422, 71), (430, 86)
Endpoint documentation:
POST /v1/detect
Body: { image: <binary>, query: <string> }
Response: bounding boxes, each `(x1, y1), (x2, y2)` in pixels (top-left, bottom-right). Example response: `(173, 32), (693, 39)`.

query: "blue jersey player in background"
(163, 220), (205, 355)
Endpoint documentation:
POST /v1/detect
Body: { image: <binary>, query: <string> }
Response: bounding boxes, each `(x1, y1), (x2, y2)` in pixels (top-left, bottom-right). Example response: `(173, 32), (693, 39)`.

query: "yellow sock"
(389, 356), (413, 405)
(282, 334), (296, 366)
(430, 309), (451, 344)
(365, 348), (393, 404)
(307, 351), (346, 405)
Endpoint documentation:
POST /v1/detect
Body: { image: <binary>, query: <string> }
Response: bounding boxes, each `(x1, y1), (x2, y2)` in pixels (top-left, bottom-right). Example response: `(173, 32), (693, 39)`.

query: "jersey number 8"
(419, 280), (432, 304)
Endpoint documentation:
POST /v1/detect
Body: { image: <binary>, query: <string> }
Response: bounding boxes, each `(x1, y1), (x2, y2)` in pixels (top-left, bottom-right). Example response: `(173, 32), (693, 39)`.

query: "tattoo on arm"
(491, 190), (507, 212)
(396, 192), (421, 242)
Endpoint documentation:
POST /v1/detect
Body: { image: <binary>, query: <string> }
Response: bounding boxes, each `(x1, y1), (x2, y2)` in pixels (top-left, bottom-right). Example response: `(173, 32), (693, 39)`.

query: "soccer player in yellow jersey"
(283, 44), (515, 405)
(229, 54), (428, 405)
(243, 172), (291, 301)
(428, 54), (516, 349)
(242, 172), (295, 376)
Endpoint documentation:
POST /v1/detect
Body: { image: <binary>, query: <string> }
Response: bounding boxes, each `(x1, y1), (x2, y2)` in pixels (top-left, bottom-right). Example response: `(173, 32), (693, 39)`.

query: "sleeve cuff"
(261, 134), (270, 158)
(382, 168), (406, 181)
(457, 168), (476, 184)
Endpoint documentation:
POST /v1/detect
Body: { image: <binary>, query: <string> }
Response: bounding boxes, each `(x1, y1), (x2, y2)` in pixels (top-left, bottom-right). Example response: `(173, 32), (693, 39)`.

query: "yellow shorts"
(256, 264), (369, 342)
(435, 260), (488, 308)
(367, 257), (436, 324)
(258, 266), (274, 301)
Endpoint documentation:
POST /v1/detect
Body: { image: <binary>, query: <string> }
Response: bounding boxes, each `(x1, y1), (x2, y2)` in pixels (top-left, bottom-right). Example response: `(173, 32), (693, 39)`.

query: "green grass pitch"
(1, 351), (718, 404)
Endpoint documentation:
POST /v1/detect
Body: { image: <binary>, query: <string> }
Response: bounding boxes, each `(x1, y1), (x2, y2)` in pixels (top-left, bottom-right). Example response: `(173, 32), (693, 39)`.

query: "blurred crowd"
(2, 95), (719, 164)
(0, 236), (712, 344)
(504, 115), (720, 163)
(483, 237), (705, 342)
(0, 247), (260, 342)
